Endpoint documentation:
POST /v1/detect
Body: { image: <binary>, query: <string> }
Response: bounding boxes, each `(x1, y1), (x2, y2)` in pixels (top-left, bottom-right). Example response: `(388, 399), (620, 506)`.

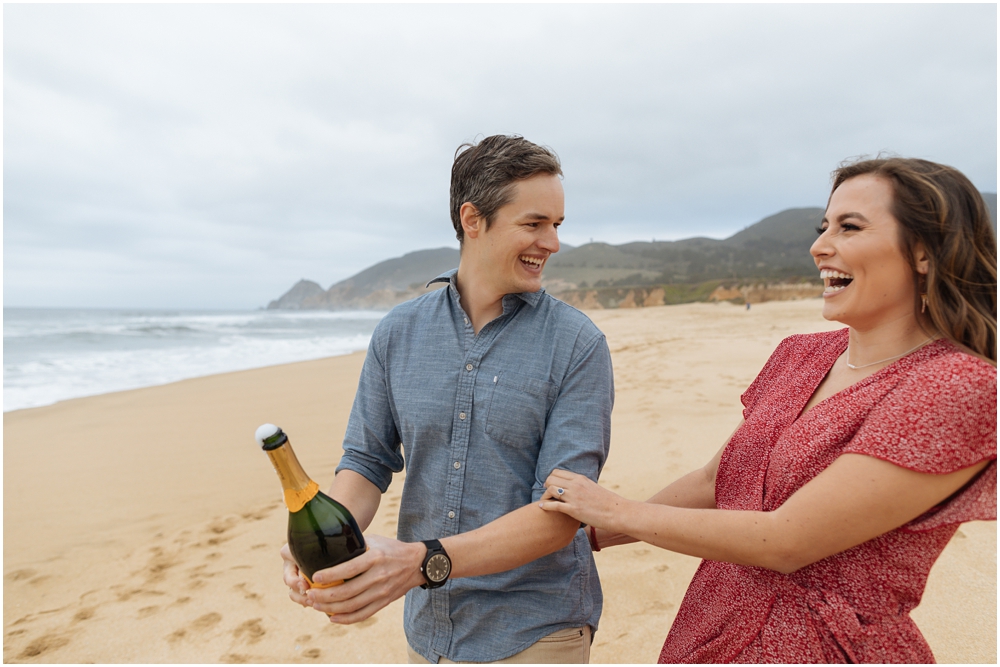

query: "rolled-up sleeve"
(532, 330), (614, 499)
(336, 322), (404, 493)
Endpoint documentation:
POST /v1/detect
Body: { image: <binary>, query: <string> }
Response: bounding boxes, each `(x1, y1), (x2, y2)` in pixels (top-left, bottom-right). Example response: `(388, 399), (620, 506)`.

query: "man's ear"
(460, 202), (483, 240)
(913, 242), (930, 275)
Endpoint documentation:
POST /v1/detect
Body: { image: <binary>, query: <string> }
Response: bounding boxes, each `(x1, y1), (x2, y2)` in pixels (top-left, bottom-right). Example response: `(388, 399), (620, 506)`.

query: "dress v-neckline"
(795, 333), (943, 423)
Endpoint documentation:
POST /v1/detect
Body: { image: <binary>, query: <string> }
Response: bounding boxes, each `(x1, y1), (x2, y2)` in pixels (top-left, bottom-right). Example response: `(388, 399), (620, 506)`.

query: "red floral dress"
(660, 329), (997, 664)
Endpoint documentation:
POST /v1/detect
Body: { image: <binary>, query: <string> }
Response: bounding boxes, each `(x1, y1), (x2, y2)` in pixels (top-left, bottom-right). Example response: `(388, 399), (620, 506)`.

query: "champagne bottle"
(256, 423), (366, 588)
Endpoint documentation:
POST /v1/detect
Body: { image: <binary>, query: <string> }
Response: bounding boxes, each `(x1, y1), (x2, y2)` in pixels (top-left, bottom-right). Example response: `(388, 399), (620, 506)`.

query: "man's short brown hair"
(450, 135), (562, 243)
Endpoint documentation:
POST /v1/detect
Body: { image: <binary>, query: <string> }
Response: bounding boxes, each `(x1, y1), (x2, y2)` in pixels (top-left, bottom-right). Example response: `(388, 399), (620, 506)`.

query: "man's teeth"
(819, 269), (853, 280)
(519, 255), (543, 267)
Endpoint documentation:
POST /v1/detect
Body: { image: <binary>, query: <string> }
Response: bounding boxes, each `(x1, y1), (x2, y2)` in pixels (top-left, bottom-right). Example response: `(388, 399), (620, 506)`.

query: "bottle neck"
(265, 442), (320, 512)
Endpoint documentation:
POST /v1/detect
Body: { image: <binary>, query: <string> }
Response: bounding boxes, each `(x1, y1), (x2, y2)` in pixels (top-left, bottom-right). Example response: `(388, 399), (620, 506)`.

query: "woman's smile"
(819, 268), (855, 296)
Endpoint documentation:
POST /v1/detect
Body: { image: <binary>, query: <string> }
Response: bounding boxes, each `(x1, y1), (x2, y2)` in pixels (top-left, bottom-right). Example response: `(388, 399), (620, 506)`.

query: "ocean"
(2, 308), (386, 412)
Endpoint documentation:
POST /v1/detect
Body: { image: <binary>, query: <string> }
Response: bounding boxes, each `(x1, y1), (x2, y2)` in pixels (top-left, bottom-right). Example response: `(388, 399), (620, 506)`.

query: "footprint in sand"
(73, 607), (97, 622)
(167, 612), (223, 643)
(221, 653), (251, 663)
(138, 606), (160, 619)
(143, 546), (182, 583)
(232, 618), (266, 644)
(187, 564), (220, 587)
(5, 568), (37, 582)
(16, 632), (72, 660)
(241, 506), (273, 521)
(233, 582), (261, 601)
(115, 587), (167, 603)
(323, 623), (348, 638)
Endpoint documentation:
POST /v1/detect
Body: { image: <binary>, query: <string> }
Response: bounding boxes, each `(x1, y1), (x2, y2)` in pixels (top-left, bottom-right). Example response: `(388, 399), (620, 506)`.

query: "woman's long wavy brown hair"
(832, 158), (997, 363)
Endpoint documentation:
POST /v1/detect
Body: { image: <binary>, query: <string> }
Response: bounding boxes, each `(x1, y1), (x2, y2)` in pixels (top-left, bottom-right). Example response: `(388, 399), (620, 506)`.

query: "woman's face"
(811, 174), (923, 329)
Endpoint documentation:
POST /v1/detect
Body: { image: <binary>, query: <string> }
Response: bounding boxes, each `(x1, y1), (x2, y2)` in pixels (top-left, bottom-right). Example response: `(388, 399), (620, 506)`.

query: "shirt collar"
(426, 269), (545, 308)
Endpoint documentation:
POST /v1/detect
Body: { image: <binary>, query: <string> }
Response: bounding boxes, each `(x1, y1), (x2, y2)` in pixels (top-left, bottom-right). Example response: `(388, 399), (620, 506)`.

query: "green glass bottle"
(256, 423), (366, 587)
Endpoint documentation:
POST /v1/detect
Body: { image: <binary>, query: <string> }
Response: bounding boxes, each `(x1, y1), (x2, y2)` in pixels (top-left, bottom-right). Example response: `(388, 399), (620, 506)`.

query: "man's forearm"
(440, 502), (580, 579)
(328, 469), (383, 531)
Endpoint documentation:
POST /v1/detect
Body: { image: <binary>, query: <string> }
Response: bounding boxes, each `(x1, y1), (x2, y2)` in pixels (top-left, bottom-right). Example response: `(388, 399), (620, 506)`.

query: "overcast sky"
(4, 3), (997, 309)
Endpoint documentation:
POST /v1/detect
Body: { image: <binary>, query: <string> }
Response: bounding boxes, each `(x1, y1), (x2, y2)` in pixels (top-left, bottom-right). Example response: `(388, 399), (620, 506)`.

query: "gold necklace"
(845, 338), (933, 370)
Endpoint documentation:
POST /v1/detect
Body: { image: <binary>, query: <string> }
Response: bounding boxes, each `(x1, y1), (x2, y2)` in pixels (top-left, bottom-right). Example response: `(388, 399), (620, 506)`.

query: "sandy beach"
(4, 299), (995, 664)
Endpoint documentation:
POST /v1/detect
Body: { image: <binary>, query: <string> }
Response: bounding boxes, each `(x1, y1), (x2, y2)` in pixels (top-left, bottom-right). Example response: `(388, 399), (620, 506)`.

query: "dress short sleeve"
(844, 348), (997, 531)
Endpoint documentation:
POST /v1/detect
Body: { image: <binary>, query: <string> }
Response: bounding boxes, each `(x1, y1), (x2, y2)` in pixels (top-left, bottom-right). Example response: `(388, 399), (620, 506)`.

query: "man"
(282, 135), (614, 663)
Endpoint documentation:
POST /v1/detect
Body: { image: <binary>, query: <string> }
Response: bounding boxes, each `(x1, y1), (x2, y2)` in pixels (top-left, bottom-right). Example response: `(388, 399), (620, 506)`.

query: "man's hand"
(305, 534), (427, 624)
(280, 543), (312, 608)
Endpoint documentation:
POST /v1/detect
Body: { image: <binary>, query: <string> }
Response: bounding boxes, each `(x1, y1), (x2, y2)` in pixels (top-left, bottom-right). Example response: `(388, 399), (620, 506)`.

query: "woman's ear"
(460, 202), (482, 240)
(913, 242), (930, 275)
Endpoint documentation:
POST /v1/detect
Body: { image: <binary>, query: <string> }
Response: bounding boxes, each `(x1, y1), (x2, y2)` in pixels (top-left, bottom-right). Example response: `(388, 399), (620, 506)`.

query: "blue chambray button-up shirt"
(335, 269), (614, 663)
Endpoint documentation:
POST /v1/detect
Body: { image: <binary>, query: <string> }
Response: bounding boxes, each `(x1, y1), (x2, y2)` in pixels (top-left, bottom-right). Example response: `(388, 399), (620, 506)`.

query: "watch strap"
(419, 539), (450, 589)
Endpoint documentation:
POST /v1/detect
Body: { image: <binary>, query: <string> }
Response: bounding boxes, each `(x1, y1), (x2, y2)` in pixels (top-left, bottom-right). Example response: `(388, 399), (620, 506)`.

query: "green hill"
(268, 193), (996, 310)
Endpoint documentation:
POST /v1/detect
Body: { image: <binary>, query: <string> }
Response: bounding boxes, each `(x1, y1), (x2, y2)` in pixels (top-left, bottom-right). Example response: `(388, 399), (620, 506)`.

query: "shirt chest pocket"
(483, 371), (559, 447)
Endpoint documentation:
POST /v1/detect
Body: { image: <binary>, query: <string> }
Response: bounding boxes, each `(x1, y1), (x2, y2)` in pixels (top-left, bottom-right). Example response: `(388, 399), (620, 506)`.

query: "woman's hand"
(538, 469), (634, 531)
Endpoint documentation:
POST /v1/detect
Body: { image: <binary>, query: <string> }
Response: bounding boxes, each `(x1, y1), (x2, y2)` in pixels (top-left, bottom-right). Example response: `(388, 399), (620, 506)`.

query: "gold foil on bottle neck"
(265, 443), (320, 512)
(284, 480), (320, 513)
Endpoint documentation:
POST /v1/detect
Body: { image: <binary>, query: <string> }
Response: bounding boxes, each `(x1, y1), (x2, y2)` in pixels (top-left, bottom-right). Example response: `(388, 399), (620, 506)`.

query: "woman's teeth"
(820, 269), (854, 294)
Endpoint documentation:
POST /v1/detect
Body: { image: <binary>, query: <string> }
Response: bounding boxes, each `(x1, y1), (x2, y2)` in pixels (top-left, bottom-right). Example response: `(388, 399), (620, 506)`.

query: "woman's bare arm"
(594, 432), (728, 549)
(544, 453), (988, 573)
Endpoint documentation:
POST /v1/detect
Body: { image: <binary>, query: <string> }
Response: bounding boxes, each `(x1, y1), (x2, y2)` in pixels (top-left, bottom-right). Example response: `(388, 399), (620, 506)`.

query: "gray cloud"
(4, 4), (996, 308)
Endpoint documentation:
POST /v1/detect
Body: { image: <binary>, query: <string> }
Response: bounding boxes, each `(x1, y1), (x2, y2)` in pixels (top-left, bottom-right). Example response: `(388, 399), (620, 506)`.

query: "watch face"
(426, 553), (451, 583)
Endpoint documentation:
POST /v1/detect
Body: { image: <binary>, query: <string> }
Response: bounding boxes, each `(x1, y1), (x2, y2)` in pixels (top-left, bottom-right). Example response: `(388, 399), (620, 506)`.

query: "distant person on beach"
(539, 157), (996, 663)
(281, 135), (614, 663)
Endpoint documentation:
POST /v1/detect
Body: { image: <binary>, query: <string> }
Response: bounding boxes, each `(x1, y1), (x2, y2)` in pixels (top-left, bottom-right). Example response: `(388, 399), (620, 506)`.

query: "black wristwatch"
(419, 539), (452, 589)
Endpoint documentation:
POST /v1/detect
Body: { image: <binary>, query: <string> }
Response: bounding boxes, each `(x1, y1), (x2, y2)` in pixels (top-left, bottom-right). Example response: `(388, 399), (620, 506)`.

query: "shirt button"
(453, 461), (461, 469)
(448, 511), (456, 519)
(459, 412), (466, 420)
(464, 317), (469, 325)
(466, 363), (473, 371)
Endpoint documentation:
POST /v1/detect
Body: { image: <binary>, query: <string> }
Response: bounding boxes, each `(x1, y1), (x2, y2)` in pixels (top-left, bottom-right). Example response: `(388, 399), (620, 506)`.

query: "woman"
(539, 157), (996, 663)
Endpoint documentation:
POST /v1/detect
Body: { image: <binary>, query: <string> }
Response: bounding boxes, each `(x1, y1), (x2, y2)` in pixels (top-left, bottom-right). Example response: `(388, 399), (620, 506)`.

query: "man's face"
(473, 174), (564, 295)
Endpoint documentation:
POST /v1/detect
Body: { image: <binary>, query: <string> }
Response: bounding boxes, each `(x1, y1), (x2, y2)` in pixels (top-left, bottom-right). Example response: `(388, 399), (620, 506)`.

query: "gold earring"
(920, 293), (928, 314)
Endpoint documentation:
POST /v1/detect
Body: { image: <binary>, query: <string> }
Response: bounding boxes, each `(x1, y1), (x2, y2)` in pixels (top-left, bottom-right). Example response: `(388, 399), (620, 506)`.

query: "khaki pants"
(407, 626), (591, 664)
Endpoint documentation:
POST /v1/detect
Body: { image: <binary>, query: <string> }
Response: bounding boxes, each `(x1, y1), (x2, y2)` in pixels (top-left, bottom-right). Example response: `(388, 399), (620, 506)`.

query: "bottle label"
(284, 480), (320, 513)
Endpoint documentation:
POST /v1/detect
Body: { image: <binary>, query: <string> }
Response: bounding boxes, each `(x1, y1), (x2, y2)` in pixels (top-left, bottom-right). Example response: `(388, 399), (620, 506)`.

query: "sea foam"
(3, 308), (385, 412)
